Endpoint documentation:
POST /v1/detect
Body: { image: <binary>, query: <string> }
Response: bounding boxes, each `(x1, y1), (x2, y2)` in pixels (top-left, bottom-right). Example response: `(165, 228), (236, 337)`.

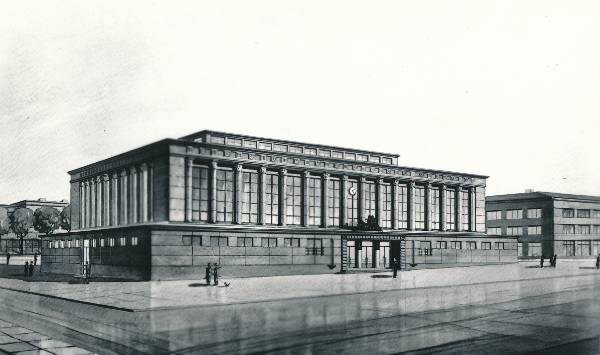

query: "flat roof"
(487, 191), (600, 203)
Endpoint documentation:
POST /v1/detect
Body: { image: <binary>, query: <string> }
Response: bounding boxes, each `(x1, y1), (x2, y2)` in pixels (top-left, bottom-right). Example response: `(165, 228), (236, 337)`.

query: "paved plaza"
(1, 261), (600, 353)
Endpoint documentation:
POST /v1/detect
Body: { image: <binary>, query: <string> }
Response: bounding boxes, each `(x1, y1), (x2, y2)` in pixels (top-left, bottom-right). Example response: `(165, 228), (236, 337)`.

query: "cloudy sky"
(1, 1), (598, 203)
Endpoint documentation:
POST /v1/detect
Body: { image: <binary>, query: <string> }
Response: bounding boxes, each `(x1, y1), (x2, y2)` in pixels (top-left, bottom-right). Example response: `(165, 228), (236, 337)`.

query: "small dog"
(224, 282), (230, 287)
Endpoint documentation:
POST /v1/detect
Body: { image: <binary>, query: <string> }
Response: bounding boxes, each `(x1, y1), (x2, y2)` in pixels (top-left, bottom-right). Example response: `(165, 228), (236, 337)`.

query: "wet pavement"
(0, 318), (95, 355)
(2, 261), (600, 353)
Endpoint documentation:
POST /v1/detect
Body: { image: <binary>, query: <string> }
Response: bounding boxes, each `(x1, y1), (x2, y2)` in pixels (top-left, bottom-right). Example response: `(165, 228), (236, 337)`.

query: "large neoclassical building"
(44, 130), (516, 280)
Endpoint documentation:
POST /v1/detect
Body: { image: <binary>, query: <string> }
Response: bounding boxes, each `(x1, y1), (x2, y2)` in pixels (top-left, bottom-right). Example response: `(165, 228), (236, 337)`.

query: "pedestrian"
(392, 257), (398, 278)
(33, 253), (38, 266)
(24, 261), (29, 278)
(553, 254), (557, 268)
(213, 263), (221, 286)
(28, 261), (34, 278)
(85, 261), (91, 283)
(540, 255), (544, 268)
(205, 263), (212, 285)
(6, 252), (10, 265)
(596, 255), (600, 270)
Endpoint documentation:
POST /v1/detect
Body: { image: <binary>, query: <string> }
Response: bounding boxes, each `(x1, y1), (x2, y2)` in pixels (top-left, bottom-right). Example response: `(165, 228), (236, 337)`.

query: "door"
(378, 242), (390, 268)
(82, 239), (90, 274)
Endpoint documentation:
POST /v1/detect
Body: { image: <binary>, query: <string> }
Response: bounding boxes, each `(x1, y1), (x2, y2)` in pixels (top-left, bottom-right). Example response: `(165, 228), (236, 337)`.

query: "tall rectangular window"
(486, 211), (502, 220)
(431, 187), (440, 230)
(308, 177), (321, 226)
(475, 186), (486, 232)
(216, 170), (234, 222)
(241, 171), (259, 224)
(327, 178), (340, 227)
(264, 174), (279, 225)
(461, 190), (470, 230)
(561, 224), (575, 234)
(577, 209), (591, 218)
(527, 226), (542, 235)
(381, 183), (392, 228)
(414, 186), (425, 230)
(562, 209), (575, 218)
(446, 189), (456, 230)
(398, 184), (408, 229)
(362, 180), (376, 220)
(261, 237), (277, 247)
(487, 227), (501, 235)
(577, 225), (591, 234)
(286, 175), (302, 225)
(506, 226), (523, 236)
(346, 179), (359, 226)
(192, 166), (209, 221)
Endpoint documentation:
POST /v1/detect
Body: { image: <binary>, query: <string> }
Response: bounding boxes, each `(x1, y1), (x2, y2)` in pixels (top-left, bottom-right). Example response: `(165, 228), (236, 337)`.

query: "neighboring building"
(0, 198), (69, 254)
(486, 191), (600, 258)
(45, 130), (517, 280)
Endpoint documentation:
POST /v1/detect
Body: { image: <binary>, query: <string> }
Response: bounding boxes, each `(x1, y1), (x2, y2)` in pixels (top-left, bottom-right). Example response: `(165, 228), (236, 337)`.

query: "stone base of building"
(41, 225), (518, 281)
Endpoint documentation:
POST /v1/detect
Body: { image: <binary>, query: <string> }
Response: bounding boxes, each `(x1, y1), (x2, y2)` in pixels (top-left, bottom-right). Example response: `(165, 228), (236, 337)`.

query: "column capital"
(376, 178), (383, 184)
(323, 173), (330, 180)
(342, 175), (348, 181)
(407, 180), (415, 187)
(235, 163), (243, 172)
(129, 166), (137, 174)
(259, 166), (267, 174)
(280, 168), (288, 175)
(95, 176), (102, 183)
(102, 174), (110, 182)
(359, 176), (367, 183)
(440, 183), (447, 191)
(140, 162), (148, 171)
(111, 171), (118, 179)
(303, 170), (310, 178)
(425, 181), (432, 189)
(120, 169), (127, 177)
(210, 160), (218, 169)
(83, 180), (89, 186)
(392, 178), (399, 186)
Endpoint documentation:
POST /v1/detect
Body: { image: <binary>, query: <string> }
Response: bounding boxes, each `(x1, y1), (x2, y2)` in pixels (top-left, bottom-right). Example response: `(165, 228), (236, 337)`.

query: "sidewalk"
(0, 260), (599, 312)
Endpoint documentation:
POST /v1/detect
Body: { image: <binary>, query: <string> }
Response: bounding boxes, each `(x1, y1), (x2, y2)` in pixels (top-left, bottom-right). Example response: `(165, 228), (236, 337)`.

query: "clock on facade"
(348, 186), (357, 196)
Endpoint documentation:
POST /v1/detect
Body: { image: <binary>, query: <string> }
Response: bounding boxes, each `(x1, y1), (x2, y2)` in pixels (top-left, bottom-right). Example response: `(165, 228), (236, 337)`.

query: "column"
(455, 185), (462, 232)
(440, 184), (447, 231)
(258, 167), (267, 225)
(407, 180), (415, 231)
(302, 171), (310, 227)
(321, 173), (330, 228)
(234, 163), (243, 224)
(185, 158), (193, 222)
(102, 174), (110, 226)
(149, 163), (154, 222)
(341, 175), (348, 227)
(84, 180), (90, 228)
(140, 163), (149, 223)
(120, 169), (128, 225)
(111, 172), (118, 225)
(424, 182), (432, 231)
(79, 182), (85, 229)
(96, 176), (103, 226)
(90, 178), (96, 228)
(376, 178), (383, 227)
(391, 179), (399, 230)
(130, 166), (138, 224)
(359, 177), (366, 222)
(209, 161), (218, 223)
(469, 186), (476, 232)
(279, 168), (287, 226)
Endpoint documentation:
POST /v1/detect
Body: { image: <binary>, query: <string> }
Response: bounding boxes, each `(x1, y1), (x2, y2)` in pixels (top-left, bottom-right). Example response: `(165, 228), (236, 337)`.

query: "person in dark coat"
(28, 262), (34, 278)
(205, 263), (212, 285)
(33, 253), (38, 266)
(596, 255), (600, 270)
(24, 261), (29, 277)
(552, 254), (557, 267)
(85, 262), (91, 282)
(213, 263), (221, 286)
(540, 255), (544, 268)
(6, 252), (9, 265)
(392, 257), (398, 278)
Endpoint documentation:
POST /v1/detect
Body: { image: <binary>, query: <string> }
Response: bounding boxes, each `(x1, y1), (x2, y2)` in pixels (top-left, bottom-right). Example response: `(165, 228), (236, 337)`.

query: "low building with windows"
(44, 130), (516, 280)
(486, 191), (600, 258)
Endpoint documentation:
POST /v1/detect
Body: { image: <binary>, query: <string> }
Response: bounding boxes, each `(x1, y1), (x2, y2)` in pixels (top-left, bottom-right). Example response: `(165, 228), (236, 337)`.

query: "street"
(2, 263), (600, 354)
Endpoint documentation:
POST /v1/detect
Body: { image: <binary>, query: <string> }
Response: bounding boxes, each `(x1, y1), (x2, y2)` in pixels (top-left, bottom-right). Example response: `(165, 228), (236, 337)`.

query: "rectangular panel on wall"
(476, 186), (486, 232)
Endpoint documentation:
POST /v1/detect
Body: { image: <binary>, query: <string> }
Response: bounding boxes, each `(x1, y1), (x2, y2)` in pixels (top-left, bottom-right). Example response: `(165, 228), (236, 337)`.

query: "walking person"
(85, 261), (91, 283)
(213, 263), (221, 286)
(33, 253), (38, 266)
(540, 255), (544, 268)
(205, 263), (212, 285)
(552, 254), (557, 268)
(392, 257), (398, 278)
(596, 254), (600, 270)
(5, 252), (9, 265)
(24, 261), (29, 278)
(28, 261), (34, 278)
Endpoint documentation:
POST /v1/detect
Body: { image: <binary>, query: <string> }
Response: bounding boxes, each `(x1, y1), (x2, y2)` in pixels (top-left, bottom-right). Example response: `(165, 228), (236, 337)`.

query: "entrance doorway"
(82, 239), (90, 274)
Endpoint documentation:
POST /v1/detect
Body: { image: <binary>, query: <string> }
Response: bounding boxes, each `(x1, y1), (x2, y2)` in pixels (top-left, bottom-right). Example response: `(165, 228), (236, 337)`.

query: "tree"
(33, 206), (60, 237)
(10, 207), (34, 255)
(0, 207), (10, 239)
(59, 205), (71, 232)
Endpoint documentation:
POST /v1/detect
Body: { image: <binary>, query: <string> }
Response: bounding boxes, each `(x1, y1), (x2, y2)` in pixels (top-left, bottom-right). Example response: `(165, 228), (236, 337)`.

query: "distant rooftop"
(487, 191), (600, 203)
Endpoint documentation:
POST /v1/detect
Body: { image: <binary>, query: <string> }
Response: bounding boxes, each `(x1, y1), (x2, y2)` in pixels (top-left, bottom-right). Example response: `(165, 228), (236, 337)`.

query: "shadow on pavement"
(371, 275), (393, 278)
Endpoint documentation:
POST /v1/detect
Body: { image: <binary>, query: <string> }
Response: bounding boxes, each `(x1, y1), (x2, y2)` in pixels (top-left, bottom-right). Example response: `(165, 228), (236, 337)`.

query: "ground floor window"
(466, 241), (477, 250)
(210, 236), (229, 247)
(306, 239), (323, 255)
(261, 238), (277, 248)
(482, 242), (491, 250)
(450, 241), (462, 249)
(436, 241), (447, 249)
(284, 238), (300, 247)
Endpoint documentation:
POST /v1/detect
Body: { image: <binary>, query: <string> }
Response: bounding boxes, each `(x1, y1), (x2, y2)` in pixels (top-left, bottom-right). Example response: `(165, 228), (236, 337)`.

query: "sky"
(0, 0), (599, 204)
